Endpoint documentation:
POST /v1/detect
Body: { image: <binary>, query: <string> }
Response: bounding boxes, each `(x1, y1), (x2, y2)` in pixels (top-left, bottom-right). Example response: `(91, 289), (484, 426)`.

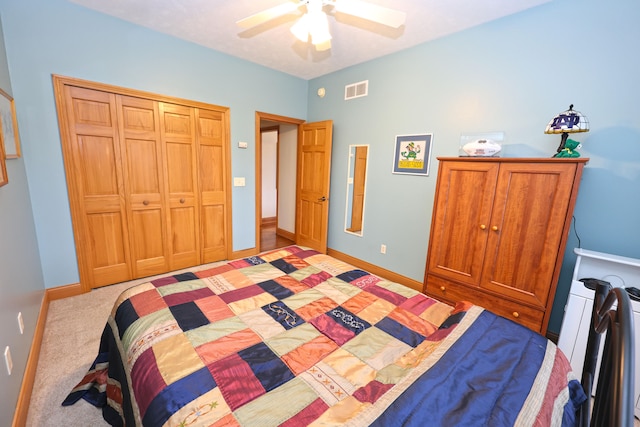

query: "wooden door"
(347, 146), (367, 233)
(481, 162), (577, 308)
(118, 95), (169, 278)
(295, 120), (333, 252)
(197, 108), (229, 263)
(160, 103), (200, 270)
(58, 85), (132, 288)
(427, 160), (499, 287)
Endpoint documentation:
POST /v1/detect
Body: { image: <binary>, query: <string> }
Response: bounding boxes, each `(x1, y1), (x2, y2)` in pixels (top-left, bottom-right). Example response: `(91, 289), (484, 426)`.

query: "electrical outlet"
(380, 244), (387, 254)
(4, 346), (12, 376)
(17, 312), (24, 335)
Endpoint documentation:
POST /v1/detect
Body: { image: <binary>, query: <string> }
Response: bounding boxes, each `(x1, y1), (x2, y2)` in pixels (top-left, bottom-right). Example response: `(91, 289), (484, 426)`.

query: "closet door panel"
(61, 86), (132, 288)
(198, 109), (228, 262)
(160, 103), (200, 269)
(119, 96), (169, 278)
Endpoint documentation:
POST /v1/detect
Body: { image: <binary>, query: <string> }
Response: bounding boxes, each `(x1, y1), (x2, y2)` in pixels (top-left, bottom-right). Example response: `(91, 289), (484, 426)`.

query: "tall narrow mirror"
(345, 144), (369, 236)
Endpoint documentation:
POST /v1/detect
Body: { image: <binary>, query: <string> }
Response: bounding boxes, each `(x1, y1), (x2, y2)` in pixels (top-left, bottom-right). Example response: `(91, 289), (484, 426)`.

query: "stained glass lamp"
(545, 104), (589, 157)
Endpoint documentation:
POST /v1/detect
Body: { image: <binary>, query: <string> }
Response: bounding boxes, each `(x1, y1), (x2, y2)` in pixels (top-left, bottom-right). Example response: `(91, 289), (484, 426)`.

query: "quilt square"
(128, 289), (168, 317)
(321, 348), (376, 388)
(219, 269), (254, 290)
(163, 386), (231, 427)
(356, 297), (396, 325)
(173, 272), (200, 282)
(264, 323), (321, 357)
(131, 347), (167, 417)
(279, 397), (329, 427)
(281, 288), (325, 310)
(342, 327), (412, 371)
(195, 295), (235, 323)
(169, 302), (210, 332)
(294, 297), (339, 321)
(228, 292), (277, 315)
(156, 280), (207, 298)
(262, 301), (305, 330)
(151, 275), (179, 287)
(341, 291), (379, 314)
(336, 269), (370, 284)
(275, 275), (313, 294)
(257, 279), (295, 300)
(270, 258), (299, 274)
(237, 342), (295, 393)
(388, 307), (439, 338)
(310, 307), (370, 346)
(142, 366), (217, 427)
(238, 308), (287, 341)
(196, 328), (262, 365)
(241, 263), (286, 285)
(194, 263), (234, 278)
(365, 284), (408, 306)
(300, 270), (333, 288)
(207, 353), (266, 411)
(163, 287), (215, 307)
(115, 299), (140, 339)
(398, 293), (438, 317)
(186, 316), (247, 348)
(281, 333), (338, 375)
(153, 332), (205, 385)
(376, 316), (426, 348)
(218, 284), (264, 305)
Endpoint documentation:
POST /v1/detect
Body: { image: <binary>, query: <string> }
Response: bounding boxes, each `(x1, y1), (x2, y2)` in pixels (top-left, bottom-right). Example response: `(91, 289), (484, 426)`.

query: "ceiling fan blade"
(236, 2), (301, 29)
(333, 0), (406, 28)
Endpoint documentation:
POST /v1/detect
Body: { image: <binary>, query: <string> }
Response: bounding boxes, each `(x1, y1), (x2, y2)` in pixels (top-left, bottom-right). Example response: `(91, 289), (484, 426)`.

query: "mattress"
(63, 245), (586, 426)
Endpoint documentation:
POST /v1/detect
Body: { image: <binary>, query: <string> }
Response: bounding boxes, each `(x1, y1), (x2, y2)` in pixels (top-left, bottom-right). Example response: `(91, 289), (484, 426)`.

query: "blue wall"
(307, 0), (640, 333)
(1, 0), (638, 422)
(0, 15), (46, 426)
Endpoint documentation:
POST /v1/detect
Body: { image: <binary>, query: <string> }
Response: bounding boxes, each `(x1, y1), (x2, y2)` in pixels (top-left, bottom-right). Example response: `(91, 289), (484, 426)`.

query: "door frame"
(254, 112), (305, 254)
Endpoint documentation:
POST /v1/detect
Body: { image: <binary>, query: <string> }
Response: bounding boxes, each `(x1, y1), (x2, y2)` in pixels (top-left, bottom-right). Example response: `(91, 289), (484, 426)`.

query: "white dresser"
(557, 248), (640, 419)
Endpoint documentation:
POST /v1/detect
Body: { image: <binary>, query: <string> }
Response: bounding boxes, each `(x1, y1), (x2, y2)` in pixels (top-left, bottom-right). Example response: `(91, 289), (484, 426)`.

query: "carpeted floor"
(26, 261), (227, 426)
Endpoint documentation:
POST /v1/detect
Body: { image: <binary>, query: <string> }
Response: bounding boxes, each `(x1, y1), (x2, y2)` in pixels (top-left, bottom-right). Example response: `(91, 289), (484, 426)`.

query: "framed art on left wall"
(0, 88), (20, 159)
(0, 131), (7, 187)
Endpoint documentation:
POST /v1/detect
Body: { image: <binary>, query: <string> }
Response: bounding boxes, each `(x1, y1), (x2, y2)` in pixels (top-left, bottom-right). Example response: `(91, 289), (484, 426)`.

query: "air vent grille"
(344, 80), (368, 100)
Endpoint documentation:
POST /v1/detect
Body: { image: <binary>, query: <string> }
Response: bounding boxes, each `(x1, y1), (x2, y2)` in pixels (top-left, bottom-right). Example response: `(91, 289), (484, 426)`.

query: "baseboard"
(327, 248), (423, 292)
(12, 291), (50, 427)
(261, 217), (276, 227)
(47, 282), (83, 301)
(276, 228), (295, 241)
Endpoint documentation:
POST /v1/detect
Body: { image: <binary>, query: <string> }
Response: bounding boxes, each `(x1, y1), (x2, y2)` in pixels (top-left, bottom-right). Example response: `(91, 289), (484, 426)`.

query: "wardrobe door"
(480, 162), (577, 308)
(118, 95), (169, 278)
(160, 102), (200, 270)
(197, 108), (228, 263)
(60, 85), (132, 288)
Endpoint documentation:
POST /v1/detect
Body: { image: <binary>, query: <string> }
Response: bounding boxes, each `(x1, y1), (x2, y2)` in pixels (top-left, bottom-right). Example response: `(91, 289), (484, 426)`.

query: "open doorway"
(255, 112), (304, 253)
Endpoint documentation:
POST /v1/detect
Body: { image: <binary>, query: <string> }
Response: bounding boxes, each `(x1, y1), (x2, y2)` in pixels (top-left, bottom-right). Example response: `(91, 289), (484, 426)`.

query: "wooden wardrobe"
(423, 157), (588, 334)
(54, 76), (231, 291)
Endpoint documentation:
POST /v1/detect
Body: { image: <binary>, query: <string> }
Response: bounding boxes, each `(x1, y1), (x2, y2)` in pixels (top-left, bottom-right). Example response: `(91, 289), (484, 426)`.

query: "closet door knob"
(142, 200), (149, 206)
(480, 224), (486, 230)
(492, 225), (499, 231)
(180, 198), (185, 204)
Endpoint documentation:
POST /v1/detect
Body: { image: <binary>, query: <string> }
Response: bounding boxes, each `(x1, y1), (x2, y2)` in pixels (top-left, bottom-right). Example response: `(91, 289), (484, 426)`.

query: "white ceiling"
(69, 0), (552, 80)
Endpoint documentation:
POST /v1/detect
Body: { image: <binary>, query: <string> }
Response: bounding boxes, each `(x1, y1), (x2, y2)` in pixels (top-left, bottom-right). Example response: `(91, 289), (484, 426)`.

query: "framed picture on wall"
(0, 88), (21, 159)
(0, 131), (7, 187)
(392, 133), (433, 176)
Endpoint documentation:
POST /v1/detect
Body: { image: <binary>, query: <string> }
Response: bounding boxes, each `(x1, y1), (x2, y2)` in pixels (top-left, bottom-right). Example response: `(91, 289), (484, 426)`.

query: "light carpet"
(26, 261), (227, 426)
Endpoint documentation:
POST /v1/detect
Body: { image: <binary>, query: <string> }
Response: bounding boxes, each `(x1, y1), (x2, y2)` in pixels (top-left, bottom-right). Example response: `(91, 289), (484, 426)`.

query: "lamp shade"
(544, 104), (589, 134)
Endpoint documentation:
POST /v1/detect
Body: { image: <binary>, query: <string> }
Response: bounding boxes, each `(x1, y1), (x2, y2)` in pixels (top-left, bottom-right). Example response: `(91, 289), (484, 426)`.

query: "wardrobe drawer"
(425, 275), (544, 333)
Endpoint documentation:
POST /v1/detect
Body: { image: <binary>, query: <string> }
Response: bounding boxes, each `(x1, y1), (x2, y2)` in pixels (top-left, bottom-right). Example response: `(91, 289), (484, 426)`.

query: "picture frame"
(392, 133), (433, 176)
(0, 131), (7, 187)
(0, 88), (21, 159)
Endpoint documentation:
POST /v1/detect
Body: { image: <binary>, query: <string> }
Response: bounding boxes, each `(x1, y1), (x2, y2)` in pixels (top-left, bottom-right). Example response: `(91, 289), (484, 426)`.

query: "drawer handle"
(512, 311), (520, 318)
(180, 198), (185, 204)
(480, 224), (486, 230)
(492, 225), (499, 231)
(440, 286), (446, 292)
(143, 200), (149, 206)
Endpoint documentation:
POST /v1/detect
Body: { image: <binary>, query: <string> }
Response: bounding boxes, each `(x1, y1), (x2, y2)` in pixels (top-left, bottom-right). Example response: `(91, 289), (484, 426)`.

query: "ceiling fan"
(236, 0), (407, 51)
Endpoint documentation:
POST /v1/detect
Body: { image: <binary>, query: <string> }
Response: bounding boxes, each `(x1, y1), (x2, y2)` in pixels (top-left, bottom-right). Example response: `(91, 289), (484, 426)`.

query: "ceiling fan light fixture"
(290, 14), (310, 42)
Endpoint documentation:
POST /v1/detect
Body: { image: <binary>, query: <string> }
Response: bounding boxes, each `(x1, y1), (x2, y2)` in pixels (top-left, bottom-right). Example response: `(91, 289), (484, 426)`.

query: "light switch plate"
(233, 177), (246, 187)
(4, 346), (12, 376)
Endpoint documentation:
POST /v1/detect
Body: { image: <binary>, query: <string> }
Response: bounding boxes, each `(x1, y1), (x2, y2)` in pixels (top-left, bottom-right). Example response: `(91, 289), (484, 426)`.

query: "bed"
(63, 245), (587, 426)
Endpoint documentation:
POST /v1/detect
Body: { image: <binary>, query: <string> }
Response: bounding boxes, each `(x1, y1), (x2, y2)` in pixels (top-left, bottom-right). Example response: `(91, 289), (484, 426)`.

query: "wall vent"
(344, 80), (368, 100)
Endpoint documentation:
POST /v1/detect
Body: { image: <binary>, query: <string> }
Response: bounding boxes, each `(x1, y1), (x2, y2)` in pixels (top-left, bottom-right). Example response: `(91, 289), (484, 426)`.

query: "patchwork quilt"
(63, 246), (586, 426)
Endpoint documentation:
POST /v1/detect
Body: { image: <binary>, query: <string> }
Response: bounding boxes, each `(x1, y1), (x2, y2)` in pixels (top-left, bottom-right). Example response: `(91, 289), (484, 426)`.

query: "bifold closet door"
(159, 103), (201, 270)
(60, 86), (133, 288)
(197, 108), (228, 263)
(118, 95), (170, 278)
